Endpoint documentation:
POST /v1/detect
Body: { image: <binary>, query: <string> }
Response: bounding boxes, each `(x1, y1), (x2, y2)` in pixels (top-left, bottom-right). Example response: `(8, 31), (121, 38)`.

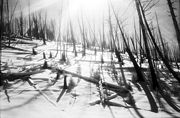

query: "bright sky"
(8, 0), (180, 47)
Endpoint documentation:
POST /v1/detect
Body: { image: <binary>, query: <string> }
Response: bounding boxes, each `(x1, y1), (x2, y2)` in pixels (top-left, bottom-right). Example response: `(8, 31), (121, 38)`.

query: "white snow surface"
(1, 40), (180, 118)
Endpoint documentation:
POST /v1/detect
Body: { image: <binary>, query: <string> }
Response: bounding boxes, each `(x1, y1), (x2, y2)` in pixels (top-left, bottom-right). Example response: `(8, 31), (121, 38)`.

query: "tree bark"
(167, 0), (180, 50)
(111, 4), (158, 112)
(59, 69), (130, 98)
(139, 0), (180, 83)
(135, 0), (159, 90)
(0, 0), (3, 51)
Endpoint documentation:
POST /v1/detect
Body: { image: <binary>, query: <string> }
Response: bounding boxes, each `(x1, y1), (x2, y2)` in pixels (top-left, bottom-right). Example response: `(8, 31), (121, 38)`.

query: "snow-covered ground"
(1, 40), (180, 118)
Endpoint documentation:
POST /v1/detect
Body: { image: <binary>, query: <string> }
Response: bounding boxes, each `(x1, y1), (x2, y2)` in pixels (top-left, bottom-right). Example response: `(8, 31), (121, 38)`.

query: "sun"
(68, 0), (107, 18)
(35, 0), (59, 10)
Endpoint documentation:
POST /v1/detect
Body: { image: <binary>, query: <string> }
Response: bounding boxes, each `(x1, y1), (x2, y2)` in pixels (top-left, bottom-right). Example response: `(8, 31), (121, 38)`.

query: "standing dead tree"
(167, 0), (180, 50)
(6, 0), (10, 46)
(78, 16), (87, 56)
(108, 6), (128, 89)
(138, 0), (180, 83)
(19, 10), (24, 37)
(69, 21), (77, 57)
(0, 0), (4, 50)
(32, 13), (39, 39)
(39, 12), (47, 45)
(0, 0), (4, 71)
(135, 0), (159, 91)
(155, 13), (168, 59)
(111, 2), (158, 112)
(2, 0), (18, 46)
(46, 19), (55, 41)
(136, 0), (180, 112)
(27, 0), (32, 40)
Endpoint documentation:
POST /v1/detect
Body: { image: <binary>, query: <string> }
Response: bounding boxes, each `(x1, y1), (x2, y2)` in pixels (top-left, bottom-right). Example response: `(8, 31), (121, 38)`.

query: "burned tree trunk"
(0, 0), (3, 50)
(19, 11), (23, 36)
(6, 0), (11, 46)
(78, 18), (86, 56)
(112, 4), (158, 112)
(32, 14), (39, 39)
(155, 13), (167, 59)
(137, 0), (180, 112)
(108, 7), (128, 88)
(70, 21), (77, 57)
(60, 69), (130, 98)
(135, 0), (159, 90)
(139, 0), (180, 83)
(167, 0), (180, 50)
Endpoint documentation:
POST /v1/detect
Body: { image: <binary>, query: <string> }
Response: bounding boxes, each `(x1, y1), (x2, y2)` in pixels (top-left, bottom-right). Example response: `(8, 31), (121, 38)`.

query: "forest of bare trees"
(0, 0), (180, 118)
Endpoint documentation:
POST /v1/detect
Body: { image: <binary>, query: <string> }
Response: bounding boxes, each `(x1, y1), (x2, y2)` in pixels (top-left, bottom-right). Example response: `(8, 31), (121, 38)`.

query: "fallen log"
(76, 59), (121, 64)
(89, 100), (133, 108)
(89, 93), (118, 106)
(26, 78), (56, 106)
(2, 51), (32, 55)
(2, 44), (31, 52)
(1, 70), (44, 82)
(104, 66), (148, 72)
(57, 69), (130, 98)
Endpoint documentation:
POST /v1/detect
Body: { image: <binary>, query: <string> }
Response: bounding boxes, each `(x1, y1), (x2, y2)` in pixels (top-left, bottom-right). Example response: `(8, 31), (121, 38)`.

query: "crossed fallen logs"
(0, 70), (57, 105)
(0, 70), (44, 82)
(54, 69), (135, 107)
(0, 68), (132, 107)
(58, 69), (130, 98)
